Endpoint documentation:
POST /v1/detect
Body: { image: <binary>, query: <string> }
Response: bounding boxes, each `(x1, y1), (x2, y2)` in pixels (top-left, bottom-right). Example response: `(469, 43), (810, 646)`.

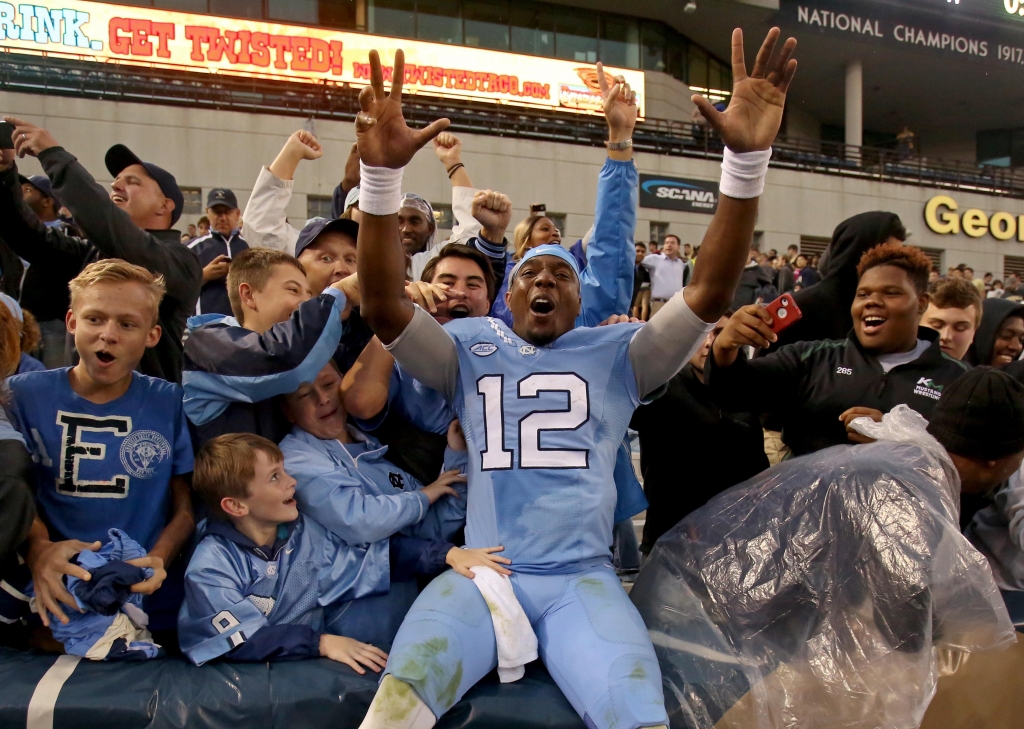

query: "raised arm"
(629, 28), (797, 397)
(683, 28), (796, 321)
(578, 64), (639, 325)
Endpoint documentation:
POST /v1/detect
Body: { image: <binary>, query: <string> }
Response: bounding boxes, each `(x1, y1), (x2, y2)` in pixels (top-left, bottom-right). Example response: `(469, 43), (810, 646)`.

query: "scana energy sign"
(0, 1), (644, 116)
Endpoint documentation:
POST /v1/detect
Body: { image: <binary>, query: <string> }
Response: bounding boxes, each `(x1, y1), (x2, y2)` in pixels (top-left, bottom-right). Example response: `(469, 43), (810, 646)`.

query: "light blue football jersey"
(444, 316), (644, 574)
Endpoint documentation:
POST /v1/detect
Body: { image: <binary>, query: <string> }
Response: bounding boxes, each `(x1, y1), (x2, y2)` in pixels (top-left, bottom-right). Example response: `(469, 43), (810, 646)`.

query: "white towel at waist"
(469, 567), (538, 683)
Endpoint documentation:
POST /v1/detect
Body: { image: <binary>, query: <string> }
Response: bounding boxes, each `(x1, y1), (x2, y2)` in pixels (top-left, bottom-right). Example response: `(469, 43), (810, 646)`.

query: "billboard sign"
(639, 174), (719, 214)
(0, 1), (645, 116)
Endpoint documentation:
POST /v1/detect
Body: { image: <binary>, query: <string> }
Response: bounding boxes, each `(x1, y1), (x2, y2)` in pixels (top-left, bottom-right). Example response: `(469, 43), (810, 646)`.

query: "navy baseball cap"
(206, 188), (238, 210)
(104, 144), (184, 226)
(18, 174), (60, 209)
(295, 217), (360, 259)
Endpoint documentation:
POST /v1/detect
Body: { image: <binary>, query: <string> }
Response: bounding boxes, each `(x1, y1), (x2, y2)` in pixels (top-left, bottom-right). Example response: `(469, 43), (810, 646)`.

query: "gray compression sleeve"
(629, 288), (715, 399)
(383, 305), (460, 401)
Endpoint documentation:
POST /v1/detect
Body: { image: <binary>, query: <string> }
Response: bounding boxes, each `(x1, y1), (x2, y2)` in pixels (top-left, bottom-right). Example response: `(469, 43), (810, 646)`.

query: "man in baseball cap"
(18, 174), (61, 226)
(0, 116), (201, 382)
(188, 187), (249, 316)
(294, 216), (360, 294)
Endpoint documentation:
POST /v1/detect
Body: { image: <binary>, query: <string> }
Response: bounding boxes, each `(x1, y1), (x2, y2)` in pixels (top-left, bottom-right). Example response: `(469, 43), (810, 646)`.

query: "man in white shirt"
(641, 233), (691, 315)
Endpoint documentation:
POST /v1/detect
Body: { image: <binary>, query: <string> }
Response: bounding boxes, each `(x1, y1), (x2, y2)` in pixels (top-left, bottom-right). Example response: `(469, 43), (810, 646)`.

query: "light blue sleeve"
(392, 364), (457, 436)
(613, 438), (647, 523)
(178, 540), (268, 666)
(318, 527), (392, 607)
(577, 158), (639, 327)
(405, 448), (469, 542)
(170, 390), (194, 476)
(284, 439), (430, 546)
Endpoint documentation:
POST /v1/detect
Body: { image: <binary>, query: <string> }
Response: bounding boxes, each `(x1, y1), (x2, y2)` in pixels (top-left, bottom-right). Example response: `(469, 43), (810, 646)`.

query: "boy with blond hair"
(179, 433), (508, 666)
(8, 259), (194, 638)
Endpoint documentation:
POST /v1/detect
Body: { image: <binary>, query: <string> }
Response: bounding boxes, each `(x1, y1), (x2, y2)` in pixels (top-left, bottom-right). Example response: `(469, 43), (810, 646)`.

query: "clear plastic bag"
(632, 406), (1015, 729)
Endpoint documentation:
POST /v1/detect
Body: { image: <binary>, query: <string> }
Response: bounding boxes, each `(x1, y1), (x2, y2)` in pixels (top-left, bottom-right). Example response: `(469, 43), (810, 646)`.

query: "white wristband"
(358, 162), (404, 216)
(719, 147), (772, 200)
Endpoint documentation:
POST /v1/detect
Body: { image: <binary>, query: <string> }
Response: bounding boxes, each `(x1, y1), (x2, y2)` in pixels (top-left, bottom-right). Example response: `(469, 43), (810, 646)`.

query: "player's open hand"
(691, 28), (797, 153)
(127, 555), (167, 595)
(355, 49), (450, 169)
(422, 469), (467, 504)
(26, 539), (100, 627)
(320, 634), (389, 674)
(446, 546), (512, 578)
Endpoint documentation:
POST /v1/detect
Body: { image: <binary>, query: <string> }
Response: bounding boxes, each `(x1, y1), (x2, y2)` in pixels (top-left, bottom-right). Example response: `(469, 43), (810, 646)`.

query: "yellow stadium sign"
(924, 194), (1024, 241)
(0, 1), (645, 116)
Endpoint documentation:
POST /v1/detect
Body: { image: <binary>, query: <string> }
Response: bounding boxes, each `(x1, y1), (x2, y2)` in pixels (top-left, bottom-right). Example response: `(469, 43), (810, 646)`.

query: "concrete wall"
(643, 72), (698, 124)
(4, 89), (1023, 277)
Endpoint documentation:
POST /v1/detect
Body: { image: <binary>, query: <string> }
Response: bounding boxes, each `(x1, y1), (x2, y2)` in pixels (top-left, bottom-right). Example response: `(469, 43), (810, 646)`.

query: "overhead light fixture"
(684, 1), (697, 13)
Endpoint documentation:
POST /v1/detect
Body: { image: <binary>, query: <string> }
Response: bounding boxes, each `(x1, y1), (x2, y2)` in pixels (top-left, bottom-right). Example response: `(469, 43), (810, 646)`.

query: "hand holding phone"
(764, 293), (803, 335)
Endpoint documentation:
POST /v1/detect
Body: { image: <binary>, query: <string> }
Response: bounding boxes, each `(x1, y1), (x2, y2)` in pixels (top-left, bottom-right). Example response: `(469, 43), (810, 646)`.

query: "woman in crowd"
(489, 213), (563, 325)
(706, 242), (969, 457)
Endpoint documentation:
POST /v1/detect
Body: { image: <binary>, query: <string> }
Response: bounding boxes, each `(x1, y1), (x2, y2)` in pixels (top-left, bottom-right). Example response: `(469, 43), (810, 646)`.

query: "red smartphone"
(764, 293), (803, 334)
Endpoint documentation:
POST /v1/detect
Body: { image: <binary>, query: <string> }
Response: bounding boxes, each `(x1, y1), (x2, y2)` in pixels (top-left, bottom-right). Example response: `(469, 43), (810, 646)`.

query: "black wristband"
(446, 162), (465, 178)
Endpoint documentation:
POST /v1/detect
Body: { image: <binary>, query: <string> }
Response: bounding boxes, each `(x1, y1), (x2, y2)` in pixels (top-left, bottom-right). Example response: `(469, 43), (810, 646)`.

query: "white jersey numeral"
(476, 373), (590, 470)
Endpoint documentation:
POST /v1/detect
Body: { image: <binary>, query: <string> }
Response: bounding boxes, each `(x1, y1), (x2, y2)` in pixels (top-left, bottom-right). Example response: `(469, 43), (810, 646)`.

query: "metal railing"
(4, 52), (1024, 198)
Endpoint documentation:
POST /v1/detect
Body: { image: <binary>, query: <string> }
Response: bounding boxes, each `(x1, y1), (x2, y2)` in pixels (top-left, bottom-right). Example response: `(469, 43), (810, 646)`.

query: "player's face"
(921, 303), (977, 361)
(67, 281), (161, 387)
(506, 256), (581, 346)
(298, 233), (357, 293)
(282, 363), (347, 440)
(430, 256), (491, 321)
(241, 451), (299, 524)
(852, 265), (926, 355)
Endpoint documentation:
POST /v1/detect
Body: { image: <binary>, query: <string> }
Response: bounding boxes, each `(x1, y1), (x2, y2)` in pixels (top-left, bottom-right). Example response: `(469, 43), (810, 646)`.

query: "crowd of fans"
(0, 27), (1021, 729)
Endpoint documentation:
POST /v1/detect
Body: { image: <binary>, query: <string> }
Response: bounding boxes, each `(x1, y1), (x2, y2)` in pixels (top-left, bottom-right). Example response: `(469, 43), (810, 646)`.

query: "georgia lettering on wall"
(0, 0), (643, 116)
(924, 195), (1024, 242)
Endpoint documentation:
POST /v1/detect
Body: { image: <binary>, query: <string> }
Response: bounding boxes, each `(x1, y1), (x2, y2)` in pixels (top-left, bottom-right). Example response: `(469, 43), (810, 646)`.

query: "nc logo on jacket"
(913, 378), (944, 401)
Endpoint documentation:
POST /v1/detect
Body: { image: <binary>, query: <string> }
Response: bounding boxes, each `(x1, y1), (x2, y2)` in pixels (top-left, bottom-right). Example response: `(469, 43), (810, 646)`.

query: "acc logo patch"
(470, 342), (498, 356)
(119, 430), (172, 479)
(519, 345), (537, 356)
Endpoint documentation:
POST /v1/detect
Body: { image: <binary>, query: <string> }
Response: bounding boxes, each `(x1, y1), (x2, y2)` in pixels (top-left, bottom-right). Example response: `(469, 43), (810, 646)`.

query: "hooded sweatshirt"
(966, 297), (1024, 366)
(767, 212), (903, 352)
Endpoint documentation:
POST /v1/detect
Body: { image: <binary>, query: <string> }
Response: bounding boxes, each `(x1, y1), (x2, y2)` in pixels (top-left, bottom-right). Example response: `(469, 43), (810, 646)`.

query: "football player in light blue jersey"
(353, 27), (798, 729)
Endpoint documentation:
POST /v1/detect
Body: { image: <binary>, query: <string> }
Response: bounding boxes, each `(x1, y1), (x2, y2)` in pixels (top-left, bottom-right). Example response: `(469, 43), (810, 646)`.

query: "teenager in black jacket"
(707, 242), (969, 456)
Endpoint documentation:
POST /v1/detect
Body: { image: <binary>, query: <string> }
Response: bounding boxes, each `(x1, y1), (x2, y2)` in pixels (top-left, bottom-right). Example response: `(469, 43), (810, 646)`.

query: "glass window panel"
(210, 0), (261, 18)
(432, 203), (454, 230)
(688, 45), (708, 88)
(181, 188), (203, 216)
(307, 195), (333, 220)
(464, 0), (509, 50)
(666, 37), (686, 82)
(554, 11), (598, 63)
(320, 0), (358, 29)
(640, 20), (666, 72)
(154, 0), (208, 11)
(510, 5), (554, 56)
(369, 0), (415, 37)
(708, 59), (722, 92)
(269, 0), (318, 23)
(417, 0), (462, 45)
(600, 16), (639, 68)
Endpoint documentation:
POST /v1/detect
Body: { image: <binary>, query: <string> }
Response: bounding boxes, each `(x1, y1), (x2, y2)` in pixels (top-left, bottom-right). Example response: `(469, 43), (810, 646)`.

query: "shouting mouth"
(95, 350), (116, 365)
(861, 315), (886, 335)
(530, 297), (555, 315)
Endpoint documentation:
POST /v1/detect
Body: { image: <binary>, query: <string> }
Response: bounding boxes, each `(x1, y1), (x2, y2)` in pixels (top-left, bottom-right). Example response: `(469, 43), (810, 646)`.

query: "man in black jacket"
(0, 116), (201, 383)
(707, 242), (969, 456)
(630, 312), (768, 554)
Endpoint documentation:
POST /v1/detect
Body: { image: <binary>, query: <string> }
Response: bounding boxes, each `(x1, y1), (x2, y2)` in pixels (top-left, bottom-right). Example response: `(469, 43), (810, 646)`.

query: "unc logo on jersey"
(470, 342), (498, 356)
(519, 345), (537, 356)
(388, 472), (405, 489)
(119, 430), (171, 479)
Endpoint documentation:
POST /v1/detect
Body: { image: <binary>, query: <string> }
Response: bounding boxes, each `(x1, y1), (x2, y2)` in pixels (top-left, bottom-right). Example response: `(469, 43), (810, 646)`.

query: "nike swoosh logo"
(285, 548), (294, 554)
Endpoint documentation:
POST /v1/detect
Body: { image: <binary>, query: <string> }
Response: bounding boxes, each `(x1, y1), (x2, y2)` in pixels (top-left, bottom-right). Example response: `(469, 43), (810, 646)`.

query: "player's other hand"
(840, 407), (883, 444)
(320, 634), (389, 674)
(596, 62), (638, 141)
(446, 546), (512, 578)
(127, 555), (167, 595)
(355, 49), (450, 169)
(26, 539), (100, 626)
(691, 28), (797, 153)
(421, 469), (466, 503)
(341, 142), (360, 192)
(598, 314), (642, 326)
(447, 419), (467, 451)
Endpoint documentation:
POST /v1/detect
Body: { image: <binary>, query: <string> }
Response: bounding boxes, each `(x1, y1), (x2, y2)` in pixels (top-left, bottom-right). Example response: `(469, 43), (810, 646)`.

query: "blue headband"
(509, 244), (581, 284)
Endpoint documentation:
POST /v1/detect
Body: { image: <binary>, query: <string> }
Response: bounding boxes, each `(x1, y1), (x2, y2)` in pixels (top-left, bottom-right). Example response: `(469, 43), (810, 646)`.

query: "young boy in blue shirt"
(180, 433), (509, 668)
(9, 259), (194, 632)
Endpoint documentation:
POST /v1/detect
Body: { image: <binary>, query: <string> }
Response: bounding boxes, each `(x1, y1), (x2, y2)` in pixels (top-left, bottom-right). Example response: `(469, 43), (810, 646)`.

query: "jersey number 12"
(477, 373), (589, 470)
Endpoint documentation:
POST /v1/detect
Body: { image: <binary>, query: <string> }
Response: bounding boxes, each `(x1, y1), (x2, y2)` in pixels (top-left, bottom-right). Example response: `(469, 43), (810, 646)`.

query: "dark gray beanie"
(927, 366), (1024, 460)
